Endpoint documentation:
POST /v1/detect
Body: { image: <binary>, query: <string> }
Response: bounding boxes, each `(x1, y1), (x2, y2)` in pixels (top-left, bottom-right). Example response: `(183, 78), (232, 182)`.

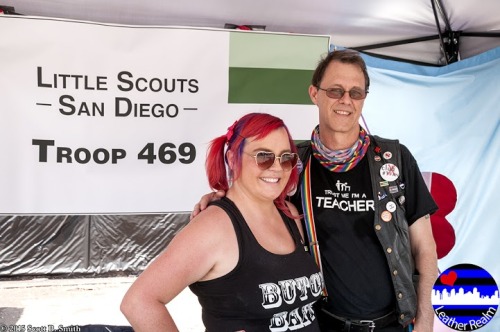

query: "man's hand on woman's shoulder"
(190, 190), (226, 220)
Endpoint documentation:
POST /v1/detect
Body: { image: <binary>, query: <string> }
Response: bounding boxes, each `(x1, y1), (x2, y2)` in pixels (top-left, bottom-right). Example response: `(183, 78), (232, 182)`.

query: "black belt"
(318, 308), (397, 332)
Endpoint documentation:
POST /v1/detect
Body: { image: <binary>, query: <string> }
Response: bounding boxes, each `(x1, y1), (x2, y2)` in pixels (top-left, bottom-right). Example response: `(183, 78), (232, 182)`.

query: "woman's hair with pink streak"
(206, 112), (299, 218)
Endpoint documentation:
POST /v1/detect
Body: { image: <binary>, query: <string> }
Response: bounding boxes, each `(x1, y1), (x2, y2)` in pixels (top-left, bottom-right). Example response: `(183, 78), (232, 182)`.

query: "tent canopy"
(2, 0), (500, 66)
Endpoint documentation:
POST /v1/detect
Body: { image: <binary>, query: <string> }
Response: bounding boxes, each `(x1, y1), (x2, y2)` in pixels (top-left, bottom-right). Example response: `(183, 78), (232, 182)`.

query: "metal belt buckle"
(359, 320), (375, 332)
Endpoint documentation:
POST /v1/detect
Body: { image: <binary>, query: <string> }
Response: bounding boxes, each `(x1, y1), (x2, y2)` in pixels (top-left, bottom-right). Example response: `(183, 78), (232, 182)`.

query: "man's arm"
(190, 190), (226, 220)
(409, 214), (438, 332)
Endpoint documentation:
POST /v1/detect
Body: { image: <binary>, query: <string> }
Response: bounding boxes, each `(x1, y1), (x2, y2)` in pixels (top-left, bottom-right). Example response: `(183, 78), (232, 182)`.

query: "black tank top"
(189, 197), (323, 332)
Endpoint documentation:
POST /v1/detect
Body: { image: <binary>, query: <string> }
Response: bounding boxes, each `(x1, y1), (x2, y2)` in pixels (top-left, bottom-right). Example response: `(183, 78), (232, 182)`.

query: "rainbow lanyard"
(301, 157), (328, 296)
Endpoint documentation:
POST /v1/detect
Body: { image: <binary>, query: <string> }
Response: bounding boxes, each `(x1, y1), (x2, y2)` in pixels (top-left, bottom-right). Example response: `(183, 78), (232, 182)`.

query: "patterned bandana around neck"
(311, 125), (371, 172)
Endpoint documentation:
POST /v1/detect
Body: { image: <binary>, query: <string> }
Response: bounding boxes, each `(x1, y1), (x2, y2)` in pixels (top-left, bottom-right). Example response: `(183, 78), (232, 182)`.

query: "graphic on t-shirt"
(315, 180), (374, 212)
(432, 263), (499, 331)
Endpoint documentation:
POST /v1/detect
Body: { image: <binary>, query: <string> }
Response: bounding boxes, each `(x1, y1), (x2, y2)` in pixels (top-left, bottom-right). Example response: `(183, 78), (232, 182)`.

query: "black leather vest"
(296, 135), (417, 326)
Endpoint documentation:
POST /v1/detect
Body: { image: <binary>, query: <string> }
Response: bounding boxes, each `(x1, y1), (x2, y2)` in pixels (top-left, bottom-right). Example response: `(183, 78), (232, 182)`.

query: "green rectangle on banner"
(228, 67), (313, 104)
(229, 33), (329, 70)
(228, 32), (329, 105)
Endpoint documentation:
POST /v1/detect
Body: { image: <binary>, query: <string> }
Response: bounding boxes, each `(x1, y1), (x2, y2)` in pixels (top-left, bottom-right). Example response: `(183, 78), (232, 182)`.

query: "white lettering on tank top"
(259, 272), (324, 331)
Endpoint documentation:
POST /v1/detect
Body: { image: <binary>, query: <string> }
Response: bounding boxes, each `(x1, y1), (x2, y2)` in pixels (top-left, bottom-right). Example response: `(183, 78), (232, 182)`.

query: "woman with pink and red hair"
(121, 113), (323, 332)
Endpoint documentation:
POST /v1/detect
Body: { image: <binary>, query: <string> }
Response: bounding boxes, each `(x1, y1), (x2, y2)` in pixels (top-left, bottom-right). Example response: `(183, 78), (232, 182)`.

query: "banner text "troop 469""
(32, 139), (196, 165)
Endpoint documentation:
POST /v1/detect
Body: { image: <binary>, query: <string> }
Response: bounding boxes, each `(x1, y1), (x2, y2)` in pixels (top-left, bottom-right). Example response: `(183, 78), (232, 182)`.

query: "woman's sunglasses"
(248, 151), (299, 171)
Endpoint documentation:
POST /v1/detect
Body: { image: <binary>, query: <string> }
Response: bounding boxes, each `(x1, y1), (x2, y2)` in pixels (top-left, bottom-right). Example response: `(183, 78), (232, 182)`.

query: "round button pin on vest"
(386, 201), (397, 213)
(381, 210), (392, 222)
(380, 163), (400, 182)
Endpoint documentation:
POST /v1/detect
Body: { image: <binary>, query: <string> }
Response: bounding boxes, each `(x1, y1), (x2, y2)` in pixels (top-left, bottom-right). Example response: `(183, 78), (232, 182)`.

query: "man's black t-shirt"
(310, 155), (394, 318)
(293, 142), (438, 319)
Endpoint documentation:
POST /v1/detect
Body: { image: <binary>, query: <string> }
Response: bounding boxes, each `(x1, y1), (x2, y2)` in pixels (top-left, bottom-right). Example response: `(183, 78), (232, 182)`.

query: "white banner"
(0, 16), (329, 214)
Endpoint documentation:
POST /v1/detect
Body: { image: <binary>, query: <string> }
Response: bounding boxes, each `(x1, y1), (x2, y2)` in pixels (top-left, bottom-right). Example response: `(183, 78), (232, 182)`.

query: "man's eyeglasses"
(248, 151), (299, 171)
(316, 86), (368, 100)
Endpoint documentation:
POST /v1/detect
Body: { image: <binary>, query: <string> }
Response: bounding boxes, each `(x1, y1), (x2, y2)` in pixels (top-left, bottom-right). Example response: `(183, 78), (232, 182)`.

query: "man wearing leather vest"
(291, 49), (438, 332)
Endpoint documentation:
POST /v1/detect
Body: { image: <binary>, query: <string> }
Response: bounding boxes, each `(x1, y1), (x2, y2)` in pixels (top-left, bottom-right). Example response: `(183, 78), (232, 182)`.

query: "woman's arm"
(121, 206), (236, 331)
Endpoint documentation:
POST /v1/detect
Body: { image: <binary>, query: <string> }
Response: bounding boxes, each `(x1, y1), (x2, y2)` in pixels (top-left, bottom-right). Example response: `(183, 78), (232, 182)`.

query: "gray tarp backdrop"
(0, 214), (188, 276)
